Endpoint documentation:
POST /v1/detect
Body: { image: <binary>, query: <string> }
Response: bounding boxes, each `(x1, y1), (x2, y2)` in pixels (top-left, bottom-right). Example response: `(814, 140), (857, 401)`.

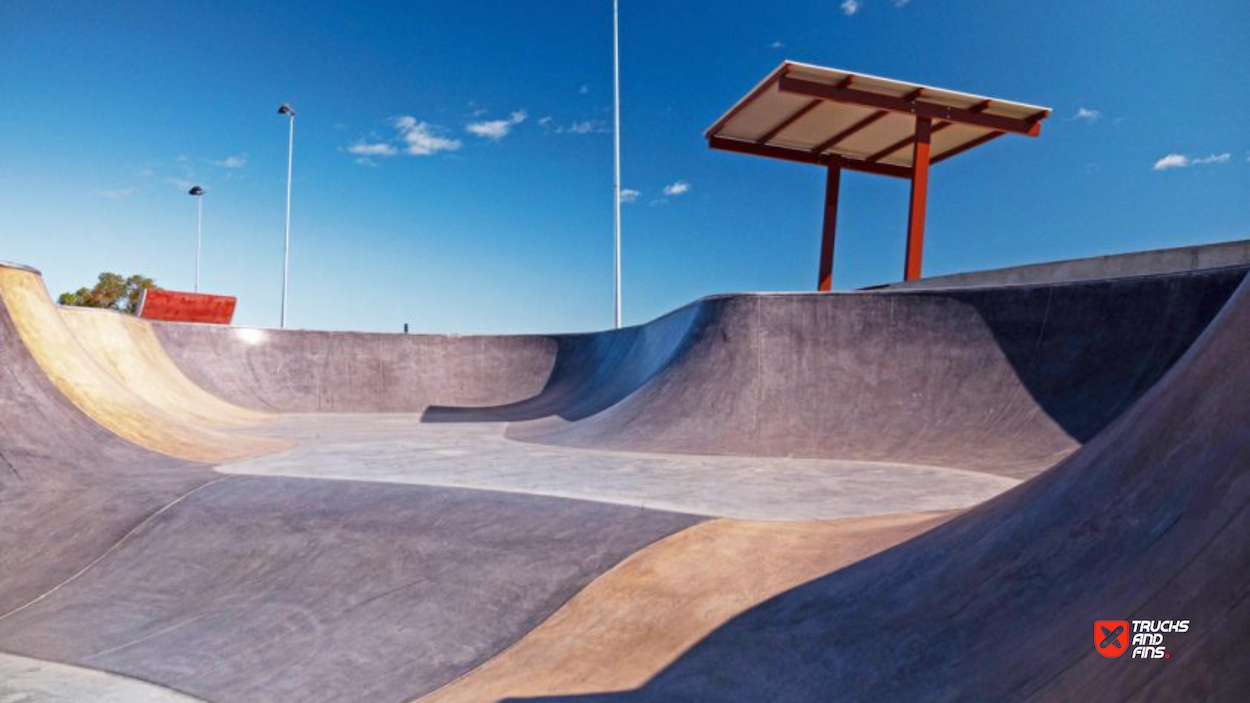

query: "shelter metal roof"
(706, 62), (1051, 177)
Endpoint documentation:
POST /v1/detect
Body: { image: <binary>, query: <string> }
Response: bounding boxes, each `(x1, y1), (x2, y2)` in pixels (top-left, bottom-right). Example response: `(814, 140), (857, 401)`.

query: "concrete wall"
(874, 238), (1250, 290)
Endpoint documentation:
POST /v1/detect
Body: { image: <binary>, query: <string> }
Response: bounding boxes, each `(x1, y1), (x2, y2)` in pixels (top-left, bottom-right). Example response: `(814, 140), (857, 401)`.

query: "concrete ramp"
(1, 254), (1248, 702)
(0, 478), (701, 703)
(0, 265), (217, 617)
(482, 263), (1250, 701)
(505, 271), (1243, 476)
(0, 263), (704, 703)
(420, 513), (952, 702)
(58, 306), (272, 428)
(0, 265), (287, 462)
(152, 323), (560, 413)
(152, 268), (1244, 477)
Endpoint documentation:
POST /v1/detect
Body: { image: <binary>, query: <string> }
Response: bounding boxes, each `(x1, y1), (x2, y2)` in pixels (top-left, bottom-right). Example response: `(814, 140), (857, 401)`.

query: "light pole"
(188, 186), (204, 292)
(612, 0), (622, 329)
(278, 102), (296, 328)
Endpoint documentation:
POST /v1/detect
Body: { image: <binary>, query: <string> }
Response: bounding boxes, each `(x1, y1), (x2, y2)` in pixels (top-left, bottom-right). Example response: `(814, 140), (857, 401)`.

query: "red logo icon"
(1095, 620), (1130, 658)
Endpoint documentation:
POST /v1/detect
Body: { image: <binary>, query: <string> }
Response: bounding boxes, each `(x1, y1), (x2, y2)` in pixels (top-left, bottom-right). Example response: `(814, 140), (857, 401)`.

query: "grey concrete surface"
(219, 415), (1020, 521)
(876, 239), (1250, 290)
(513, 258), (1250, 702)
(152, 323), (560, 413)
(5, 254), (1249, 703)
(502, 268), (1244, 476)
(0, 289), (215, 617)
(0, 477), (700, 703)
(0, 652), (207, 703)
(156, 268), (1244, 478)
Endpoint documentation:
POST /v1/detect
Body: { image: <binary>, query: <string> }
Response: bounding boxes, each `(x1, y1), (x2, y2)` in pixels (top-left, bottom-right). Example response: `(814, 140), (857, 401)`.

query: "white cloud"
(348, 141), (398, 157)
(770, 40), (785, 49)
(550, 119), (608, 135)
(393, 116), (463, 156)
(466, 109), (528, 140)
(1153, 152), (1231, 171)
(214, 153), (248, 168)
(579, 85), (590, 95)
(620, 188), (641, 204)
(1074, 107), (1101, 124)
(892, 0), (912, 6)
(467, 120), (512, 139)
(97, 187), (138, 199)
(663, 180), (691, 196)
(841, 0), (861, 16)
(1195, 153), (1231, 165)
(1153, 154), (1189, 171)
(346, 116), (469, 161)
(166, 177), (197, 191)
(538, 116), (553, 127)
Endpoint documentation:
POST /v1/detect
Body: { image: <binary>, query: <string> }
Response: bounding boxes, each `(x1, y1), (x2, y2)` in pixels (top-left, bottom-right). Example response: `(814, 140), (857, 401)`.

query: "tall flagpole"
(612, 0), (622, 329)
(278, 103), (296, 329)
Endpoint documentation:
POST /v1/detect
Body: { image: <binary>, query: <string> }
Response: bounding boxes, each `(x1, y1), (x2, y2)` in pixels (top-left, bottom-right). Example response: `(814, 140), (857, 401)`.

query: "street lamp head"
(188, 186), (204, 196)
(278, 103), (296, 117)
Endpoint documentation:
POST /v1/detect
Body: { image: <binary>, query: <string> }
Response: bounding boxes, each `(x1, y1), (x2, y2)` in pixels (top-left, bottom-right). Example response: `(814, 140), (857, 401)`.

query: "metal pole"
(904, 117), (932, 281)
(282, 113), (294, 328)
(195, 195), (203, 293)
(612, 0), (622, 329)
(817, 163), (841, 292)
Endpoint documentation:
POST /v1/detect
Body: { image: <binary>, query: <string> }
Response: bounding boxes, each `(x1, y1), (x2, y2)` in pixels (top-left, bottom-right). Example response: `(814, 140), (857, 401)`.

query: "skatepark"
(2, 232), (1249, 701)
(2, 0), (1247, 694)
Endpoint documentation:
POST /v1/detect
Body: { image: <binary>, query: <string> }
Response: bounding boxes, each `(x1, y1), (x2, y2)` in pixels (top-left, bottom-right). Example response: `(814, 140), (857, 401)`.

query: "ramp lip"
(0, 261), (42, 275)
(696, 262), (1250, 301)
(858, 262), (1250, 294)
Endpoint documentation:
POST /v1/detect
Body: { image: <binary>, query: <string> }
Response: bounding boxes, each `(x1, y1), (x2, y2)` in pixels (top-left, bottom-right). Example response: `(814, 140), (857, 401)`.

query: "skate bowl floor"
(1, 256), (1247, 702)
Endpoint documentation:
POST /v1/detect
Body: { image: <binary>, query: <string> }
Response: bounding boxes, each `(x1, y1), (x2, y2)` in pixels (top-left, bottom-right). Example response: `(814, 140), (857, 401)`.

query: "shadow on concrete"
(422, 302), (705, 424)
(425, 267), (1246, 474)
(918, 265), (1247, 443)
(494, 262), (1250, 701)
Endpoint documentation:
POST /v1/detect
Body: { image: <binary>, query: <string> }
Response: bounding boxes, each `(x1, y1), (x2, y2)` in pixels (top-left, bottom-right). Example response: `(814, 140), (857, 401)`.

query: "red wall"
(139, 289), (236, 324)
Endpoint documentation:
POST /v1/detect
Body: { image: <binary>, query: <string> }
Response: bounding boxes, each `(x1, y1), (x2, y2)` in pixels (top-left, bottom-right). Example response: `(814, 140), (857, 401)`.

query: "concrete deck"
(0, 653), (208, 703)
(219, 415), (1019, 521)
(0, 477), (700, 703)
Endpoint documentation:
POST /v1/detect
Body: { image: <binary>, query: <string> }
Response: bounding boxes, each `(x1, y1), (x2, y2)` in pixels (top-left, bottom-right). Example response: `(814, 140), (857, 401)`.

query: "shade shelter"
(706, 62), (1050, 288)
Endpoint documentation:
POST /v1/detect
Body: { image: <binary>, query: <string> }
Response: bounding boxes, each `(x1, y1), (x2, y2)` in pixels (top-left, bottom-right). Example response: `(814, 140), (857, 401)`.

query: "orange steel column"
(903, 117), (932, 281)
(817, 162), (842, 291)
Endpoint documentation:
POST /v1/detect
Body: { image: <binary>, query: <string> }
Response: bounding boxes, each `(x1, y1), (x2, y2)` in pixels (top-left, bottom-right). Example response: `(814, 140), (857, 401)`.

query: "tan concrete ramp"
(421, 512), (951, 702)
(59, 306), (273, 428)
(0, 265), (287, 463)
(489, 258), (1250, 701)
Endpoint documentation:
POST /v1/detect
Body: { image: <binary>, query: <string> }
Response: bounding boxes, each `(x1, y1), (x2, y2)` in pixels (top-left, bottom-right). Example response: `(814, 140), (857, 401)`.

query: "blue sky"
(1, 1), (1245, 333)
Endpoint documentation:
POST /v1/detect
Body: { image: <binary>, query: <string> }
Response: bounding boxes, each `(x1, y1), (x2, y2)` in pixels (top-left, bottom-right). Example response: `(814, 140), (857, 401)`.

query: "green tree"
(57, 273), (158, 314)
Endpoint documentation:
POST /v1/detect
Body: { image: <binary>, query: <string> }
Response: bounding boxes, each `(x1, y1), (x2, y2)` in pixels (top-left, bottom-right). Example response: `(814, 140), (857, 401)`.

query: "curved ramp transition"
(1, 257), (1247, 702)
(0, 265), (286, 462)
(483, 266), (1250, 701)
(58, 306), (273, 427)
